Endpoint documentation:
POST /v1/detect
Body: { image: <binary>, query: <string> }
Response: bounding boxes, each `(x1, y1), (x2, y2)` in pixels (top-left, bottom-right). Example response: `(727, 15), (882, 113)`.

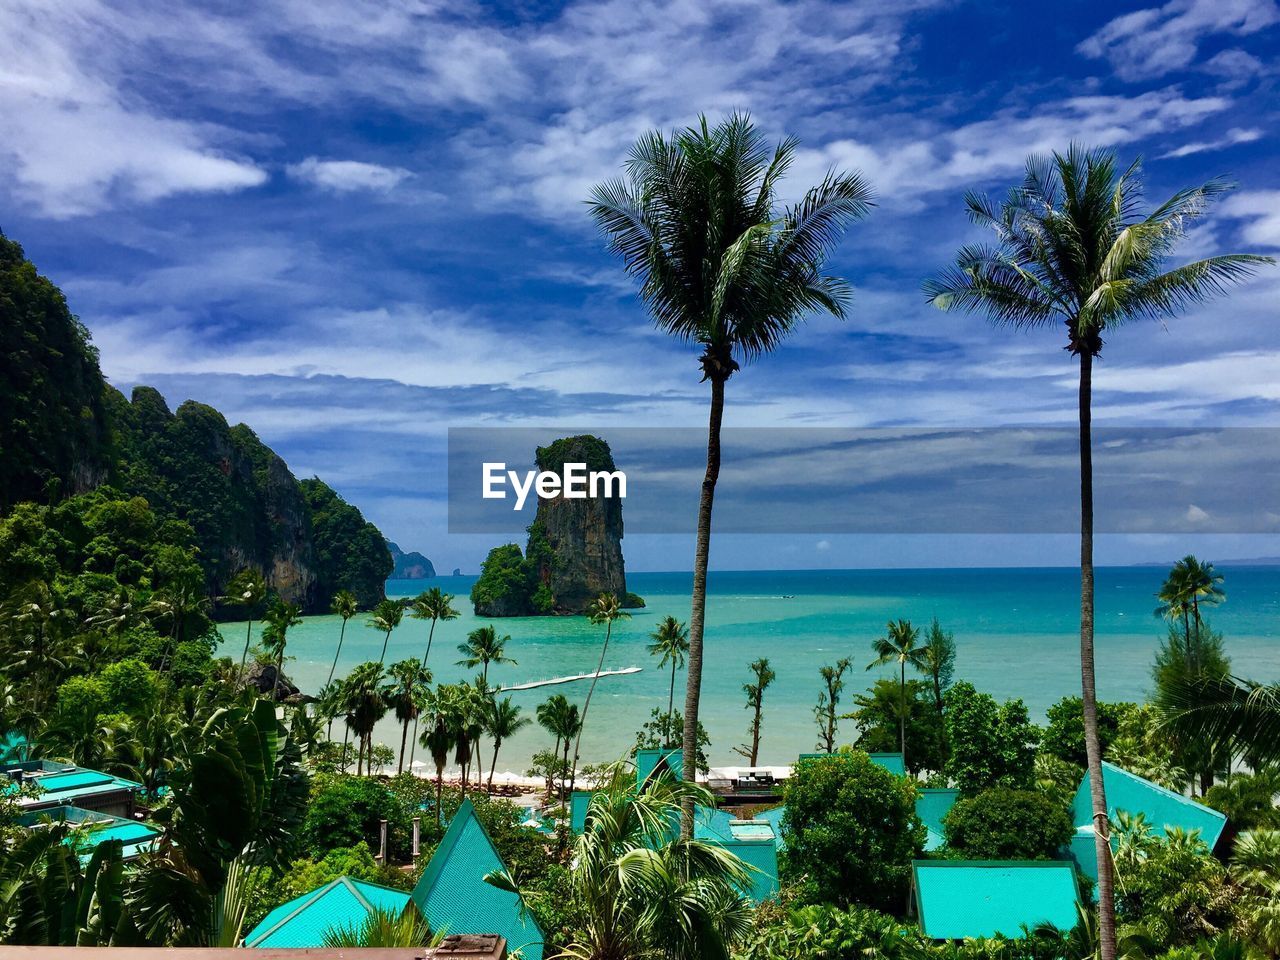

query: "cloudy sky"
(3, 0), (1278, 571)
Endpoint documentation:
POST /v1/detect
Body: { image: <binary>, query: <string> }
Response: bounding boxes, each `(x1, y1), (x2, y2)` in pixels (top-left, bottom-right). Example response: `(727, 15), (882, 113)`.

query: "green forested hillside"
(0, 231), (389, 613)
(0, 234), (113, 509)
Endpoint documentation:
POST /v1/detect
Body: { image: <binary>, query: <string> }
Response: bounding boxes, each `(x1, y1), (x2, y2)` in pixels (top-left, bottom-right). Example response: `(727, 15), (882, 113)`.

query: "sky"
(2, 0), (1279, 572)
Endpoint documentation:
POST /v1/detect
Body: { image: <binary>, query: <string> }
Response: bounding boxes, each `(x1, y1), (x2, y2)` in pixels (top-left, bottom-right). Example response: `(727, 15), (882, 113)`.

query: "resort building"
(912, 860), (1080, 940)
(243, 799), (544, 956)
(18, 804), (159, 862)
(1067, 761), (1229, 879)
(4, 759), (143, 818)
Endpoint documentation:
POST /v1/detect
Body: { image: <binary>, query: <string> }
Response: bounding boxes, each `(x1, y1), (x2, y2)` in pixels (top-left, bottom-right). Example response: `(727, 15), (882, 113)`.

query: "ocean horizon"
(217, 565), (1280, 774)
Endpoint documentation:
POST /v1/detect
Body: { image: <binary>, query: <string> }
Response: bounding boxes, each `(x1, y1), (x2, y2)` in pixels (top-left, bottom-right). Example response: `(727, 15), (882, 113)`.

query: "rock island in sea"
(471, 434), (642, 616)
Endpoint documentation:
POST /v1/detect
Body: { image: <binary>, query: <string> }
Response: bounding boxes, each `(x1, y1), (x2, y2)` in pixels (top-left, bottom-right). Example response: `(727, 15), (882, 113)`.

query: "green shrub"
(780, 751), (924, 911)
(734, 901), (928, 960)
(942, 787), (1074, 860)
(301, 774), (414, 860)
(97, 659), (158, 715)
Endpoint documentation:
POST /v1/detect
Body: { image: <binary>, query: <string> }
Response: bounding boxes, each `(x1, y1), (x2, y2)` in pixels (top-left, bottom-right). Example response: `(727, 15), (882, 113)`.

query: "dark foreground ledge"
(0, 934), (507, 960)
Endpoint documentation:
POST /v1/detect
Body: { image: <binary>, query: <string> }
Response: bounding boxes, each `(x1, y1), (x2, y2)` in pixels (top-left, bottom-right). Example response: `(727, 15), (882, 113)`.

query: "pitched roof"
(412, 798), (545, 960)
(915, 788), (959, 852)
(635, 748), (681, 788)
(1072, 761), (1227, 846)
(913, 860), (1080, 940)
(243, 876), (411, 948)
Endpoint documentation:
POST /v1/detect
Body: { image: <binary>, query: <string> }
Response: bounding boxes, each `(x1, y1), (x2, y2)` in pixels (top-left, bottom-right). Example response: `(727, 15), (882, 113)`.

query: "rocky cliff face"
(111, 387), (320, 610)
(530, 435), (627, 613)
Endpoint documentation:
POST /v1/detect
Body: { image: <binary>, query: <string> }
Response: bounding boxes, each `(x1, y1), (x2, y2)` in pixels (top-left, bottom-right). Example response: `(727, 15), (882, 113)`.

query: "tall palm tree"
(733, 657), (775, 766)
(342, 661), (387, 775)
(407, 588), (459, 768)
(590, 113), (872, 834)
(147, 580), (210, 673)
(537, 693), (581, 801)
(455, 625), (516, 683)
(925, 145), (1272, 960)
(484, 697), (530, 792)
(867, 619), (925, 762)
(227, 569), (267, 678)
(1162, 674), (1280, 769)
(419, 686), (459, 825)
(367, 599), (404, 666)
(646, 616), (689, 721)
(326, 589), (359, 688)
(4, 582), (73, 714)
(571, 593), (630, 793)
(262, 599), (302, 701)
(385, 658), (431, 775)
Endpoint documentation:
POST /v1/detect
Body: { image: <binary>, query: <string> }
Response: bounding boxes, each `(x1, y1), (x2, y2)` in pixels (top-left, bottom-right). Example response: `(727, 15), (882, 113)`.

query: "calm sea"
(216, 567), (1280, 773)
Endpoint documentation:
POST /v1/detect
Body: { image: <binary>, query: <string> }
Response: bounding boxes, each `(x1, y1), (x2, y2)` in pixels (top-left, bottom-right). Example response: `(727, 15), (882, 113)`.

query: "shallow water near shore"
(217, 566), (1280, 775)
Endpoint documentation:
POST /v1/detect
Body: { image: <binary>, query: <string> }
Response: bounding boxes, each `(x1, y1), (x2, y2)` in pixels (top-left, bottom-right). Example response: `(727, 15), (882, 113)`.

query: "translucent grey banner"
(447, 427), (1280, 534)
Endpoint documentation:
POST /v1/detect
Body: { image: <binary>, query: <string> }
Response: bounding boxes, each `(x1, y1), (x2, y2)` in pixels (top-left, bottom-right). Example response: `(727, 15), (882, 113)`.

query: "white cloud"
(1218, 190), (1280, 247)
(287, 157), (412, 192)
(1158, 126), (1263, 157)
(0, 2), (267, 217)
(1186, 504), (1211, 522)
(1078, 0), (1280, 80)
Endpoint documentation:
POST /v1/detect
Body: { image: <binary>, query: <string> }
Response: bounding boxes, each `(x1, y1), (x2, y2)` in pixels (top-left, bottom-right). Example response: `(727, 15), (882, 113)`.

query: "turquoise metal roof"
(1072, 761), (1227, 845)
(412, 798), (544, 960)
(913, 861), (1080, 940)
(4, 761), (141, 808)
(19, 804), (158, 862)
(1068, 762), (1228, 878)
(916, 788), (959, 852)
(635, 748), (681, 788)
(244, 877), (411, 948)
(570, 791), (593, 834)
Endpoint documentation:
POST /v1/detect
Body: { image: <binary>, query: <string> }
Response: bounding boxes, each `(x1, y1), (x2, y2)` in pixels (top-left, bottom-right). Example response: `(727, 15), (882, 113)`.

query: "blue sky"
(3, 0), (1279, 572)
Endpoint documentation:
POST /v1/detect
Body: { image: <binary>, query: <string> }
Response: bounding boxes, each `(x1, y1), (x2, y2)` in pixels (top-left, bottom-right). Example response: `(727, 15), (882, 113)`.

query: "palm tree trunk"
(561, 736), (571, 801)
(899, 660), (907, 764)
(271, 652), (284, 701)
(682, 374), (724, 837)
(667, 666), (676, 729)
(1079, 349), (1116, 960)
(379, 629), (391, 665)
(342, 721), (351, 772)
(435, 767), (444, 826)
(749, 701), (762, 766)
(571, 622), (613, 794)
(399, 719), (409, 775)
(488, 739), (500, 793)
(327, 619), (348, 689)
(239, 618), (254, 675)
(409, 619), (437, 769)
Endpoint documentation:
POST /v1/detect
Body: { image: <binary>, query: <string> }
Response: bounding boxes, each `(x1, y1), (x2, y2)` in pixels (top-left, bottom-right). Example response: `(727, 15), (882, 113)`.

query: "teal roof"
(916, 788), (959, 852)
(913, 861), (1080, 940)
(635, 748), (681, 788)
(4, 761), (141, 809)
(19, 804), (158, 862)
(1072, 762), (1227, 849)
(244, 877), (411, 948)
(570, 791), (593, 834)
(412, 798), (544, 960)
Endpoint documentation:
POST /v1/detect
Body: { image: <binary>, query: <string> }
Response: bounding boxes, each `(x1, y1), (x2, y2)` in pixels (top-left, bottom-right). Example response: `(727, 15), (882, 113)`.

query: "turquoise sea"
(217, 567), (1280, 774)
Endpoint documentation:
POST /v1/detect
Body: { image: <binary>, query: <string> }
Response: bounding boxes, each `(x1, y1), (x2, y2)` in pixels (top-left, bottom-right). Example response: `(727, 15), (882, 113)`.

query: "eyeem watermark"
(482, 462), (627, 511)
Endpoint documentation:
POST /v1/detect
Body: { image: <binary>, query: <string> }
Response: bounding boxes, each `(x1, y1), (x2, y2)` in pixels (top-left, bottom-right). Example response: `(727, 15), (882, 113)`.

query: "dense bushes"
(780, 751), (924, 912)
(942, 787), (1074, 860)
(1042, 696), (1135, 767)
